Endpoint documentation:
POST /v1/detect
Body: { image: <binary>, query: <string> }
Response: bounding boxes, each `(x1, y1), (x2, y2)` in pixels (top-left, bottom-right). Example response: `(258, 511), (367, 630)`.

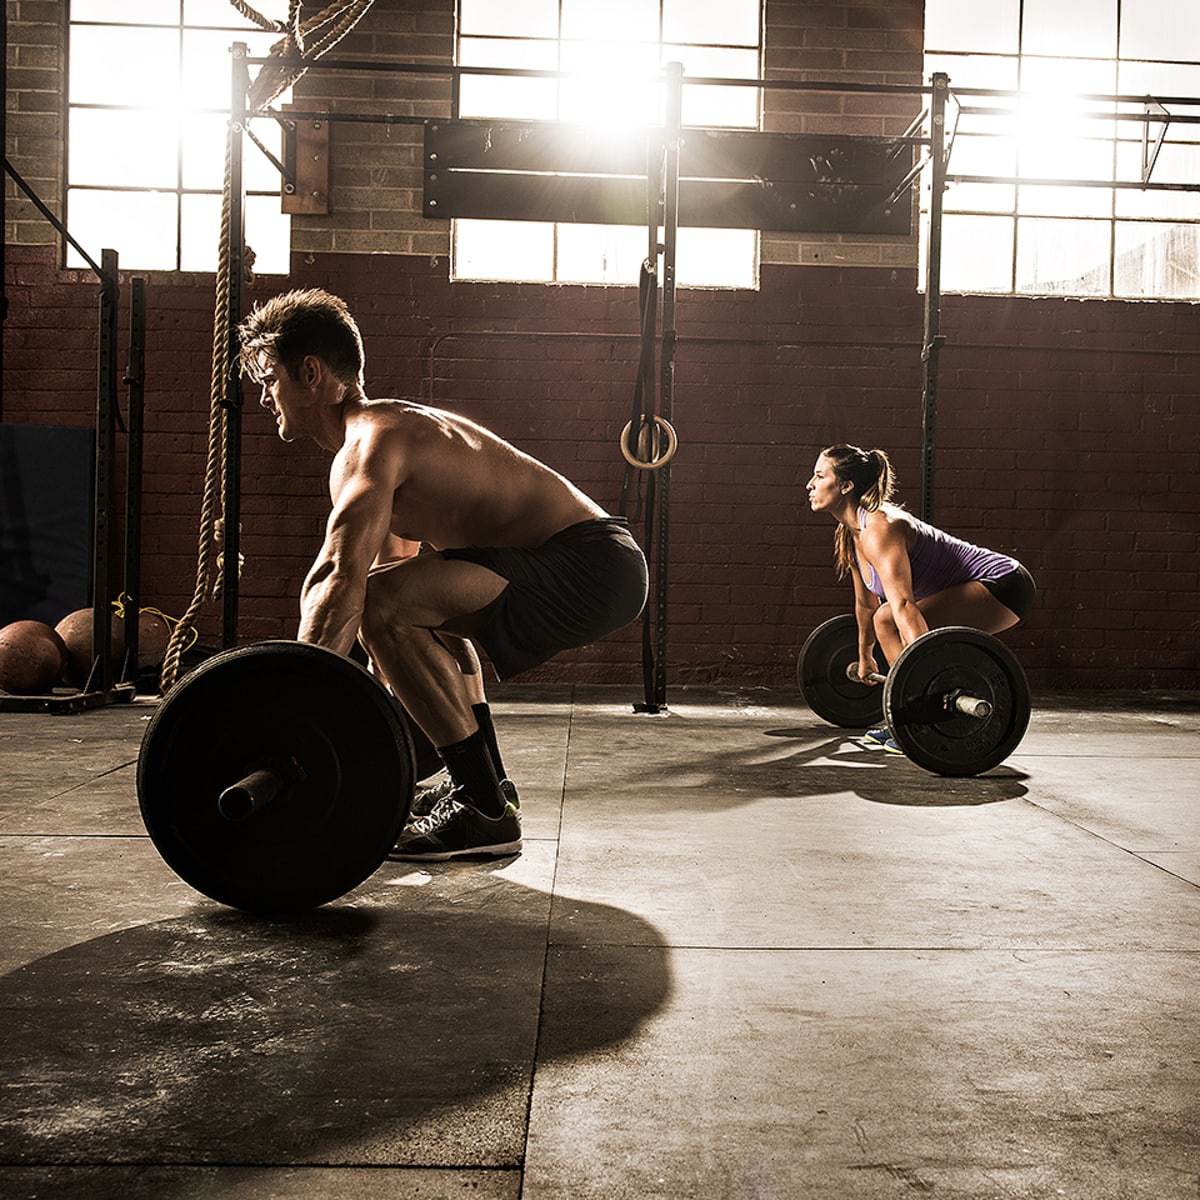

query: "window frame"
(924, 0), (1200, 301)
(63, 1), (291, 274)
(451, 0), (765, 289)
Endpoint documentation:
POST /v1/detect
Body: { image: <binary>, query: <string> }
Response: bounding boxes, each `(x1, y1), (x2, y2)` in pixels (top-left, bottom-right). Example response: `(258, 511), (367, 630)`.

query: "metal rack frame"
(220, 51), (1200, 706)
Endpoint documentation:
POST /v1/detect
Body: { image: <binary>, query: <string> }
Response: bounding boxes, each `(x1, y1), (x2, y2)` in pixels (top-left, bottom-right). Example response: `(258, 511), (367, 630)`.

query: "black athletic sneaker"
(389, 782), (522, 861)
(409, 774), (456, 820)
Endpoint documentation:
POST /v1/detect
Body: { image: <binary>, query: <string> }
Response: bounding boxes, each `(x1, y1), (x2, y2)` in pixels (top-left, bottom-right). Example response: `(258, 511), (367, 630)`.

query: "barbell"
(797, 615), (1031, 776)
(137, 641), (417, 913)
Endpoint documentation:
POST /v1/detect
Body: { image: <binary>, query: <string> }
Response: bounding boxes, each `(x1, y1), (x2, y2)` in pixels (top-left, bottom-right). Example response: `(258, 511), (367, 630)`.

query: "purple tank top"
(856, 509), (1017, 601)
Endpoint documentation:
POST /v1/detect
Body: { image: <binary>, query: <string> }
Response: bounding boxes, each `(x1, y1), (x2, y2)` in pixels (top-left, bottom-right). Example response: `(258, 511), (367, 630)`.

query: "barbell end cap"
(218, 768), (285, 822)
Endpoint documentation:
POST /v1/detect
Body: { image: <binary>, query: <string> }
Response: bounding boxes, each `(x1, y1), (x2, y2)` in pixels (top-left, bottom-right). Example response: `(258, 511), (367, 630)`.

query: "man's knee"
(361, 570), (415, 647)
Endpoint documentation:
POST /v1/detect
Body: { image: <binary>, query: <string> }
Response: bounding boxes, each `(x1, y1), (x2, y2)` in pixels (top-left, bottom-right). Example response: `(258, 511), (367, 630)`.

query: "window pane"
(184, 0), (254, 25)
(1016, 217), (1110, 294)
(183, 28), (283, 112)
(1115, 142), (1200, 219)
(670, 46), (760, 128)
(676, 227), (756, 288)
(941, 214), (1013, 292)
(179, 193), (290, 274)
(563, 0), (658, 42)
(245, 193), (292, 276)
(1117, 63), (1200, 144)
(459, 0), (558, 38)
(1113, 222), (1200, 299)
(946, 130), (1018, 182)
(71, 1), (176, 24)
(69, 26), (179, 107)
(1018, 181), (1111, 218)
(66, 189), (179, 271)
(454, 219), (555, 280)
(942, 126), (1017, 214)
(1020, 54), (1117, 91)
(1017, 133), (1114, 199)
(1120, 0), (1200, 61)
(453, 0), (762, 286)
(179, 192), (220, 272)
(926, 52), (1019, 93)
(559, 41), (662, 124)
(182, 111), (227, 189)
(181, 112), (281, 192)
(924, 0), (1018, 54)
(458, 38), (559, 119)
(557, 224), (645, 283)
(1014, 59), (1116, 186)
(70, 108), (178, 188)
(663, 0), (760, 46)
(1022, 0), (1116, 58)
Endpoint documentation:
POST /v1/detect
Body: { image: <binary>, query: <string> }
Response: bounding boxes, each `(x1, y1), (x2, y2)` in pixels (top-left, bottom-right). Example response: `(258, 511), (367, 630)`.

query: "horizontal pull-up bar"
(948, 172), (1200, 192)
(243, 53), (941, 97)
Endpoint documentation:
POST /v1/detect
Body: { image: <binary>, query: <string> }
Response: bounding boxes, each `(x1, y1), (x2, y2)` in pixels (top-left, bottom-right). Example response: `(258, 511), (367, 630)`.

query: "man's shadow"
(0, 880), (670, 1178)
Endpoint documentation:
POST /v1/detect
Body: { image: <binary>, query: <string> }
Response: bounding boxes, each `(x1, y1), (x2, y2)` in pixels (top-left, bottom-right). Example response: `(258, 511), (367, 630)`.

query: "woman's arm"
(850, 553), (883, 680)
(860, 511), (929, 649)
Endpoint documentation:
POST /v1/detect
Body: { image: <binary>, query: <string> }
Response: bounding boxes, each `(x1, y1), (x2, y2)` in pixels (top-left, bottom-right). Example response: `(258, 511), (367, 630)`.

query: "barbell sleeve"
(218, 768), (285, 822)
(846, 663), (887, 686)
(949, 692), (993, 720)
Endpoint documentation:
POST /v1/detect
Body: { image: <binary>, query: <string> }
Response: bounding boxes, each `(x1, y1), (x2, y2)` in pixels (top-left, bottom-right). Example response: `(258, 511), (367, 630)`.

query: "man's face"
(256, 357), (309, 443)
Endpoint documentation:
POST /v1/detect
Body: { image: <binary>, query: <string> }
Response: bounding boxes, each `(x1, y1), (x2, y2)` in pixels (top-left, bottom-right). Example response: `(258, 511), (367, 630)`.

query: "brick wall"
(4, 1), (1198, 691)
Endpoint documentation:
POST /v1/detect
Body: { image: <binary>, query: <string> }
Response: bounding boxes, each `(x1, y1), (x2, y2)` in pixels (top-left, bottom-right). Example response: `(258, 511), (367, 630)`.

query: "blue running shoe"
(857, 727), (890, 749)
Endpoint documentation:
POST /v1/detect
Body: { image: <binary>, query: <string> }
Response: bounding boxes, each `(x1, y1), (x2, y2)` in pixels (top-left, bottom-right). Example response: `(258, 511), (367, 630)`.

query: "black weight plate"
(797, 614), (884, 728)
(138, 641), (415, 912)
(884, 627), (1031, 777)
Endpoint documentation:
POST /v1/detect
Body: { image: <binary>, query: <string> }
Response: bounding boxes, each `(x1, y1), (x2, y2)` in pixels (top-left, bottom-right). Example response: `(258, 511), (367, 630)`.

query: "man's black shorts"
(442, 517), (648, 679)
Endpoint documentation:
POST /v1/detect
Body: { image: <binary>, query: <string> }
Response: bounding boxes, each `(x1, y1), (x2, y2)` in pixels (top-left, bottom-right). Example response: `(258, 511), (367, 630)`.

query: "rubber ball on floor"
(0, 620), (68, 694)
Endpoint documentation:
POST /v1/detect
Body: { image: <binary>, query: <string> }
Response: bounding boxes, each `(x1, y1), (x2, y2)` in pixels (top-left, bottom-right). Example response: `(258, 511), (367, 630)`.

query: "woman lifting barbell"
(807, 444), (1036, 755)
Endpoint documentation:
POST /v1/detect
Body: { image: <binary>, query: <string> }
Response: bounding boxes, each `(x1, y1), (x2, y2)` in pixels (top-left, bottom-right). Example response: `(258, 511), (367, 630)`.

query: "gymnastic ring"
(620, 416), (678, 470)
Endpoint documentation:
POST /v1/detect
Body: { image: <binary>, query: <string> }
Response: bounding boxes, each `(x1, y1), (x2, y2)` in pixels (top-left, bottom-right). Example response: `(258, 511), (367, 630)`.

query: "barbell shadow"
(757, 728), (1030, 808)
(556, 700), (1027, 816)
(0, 881), (671, 1188)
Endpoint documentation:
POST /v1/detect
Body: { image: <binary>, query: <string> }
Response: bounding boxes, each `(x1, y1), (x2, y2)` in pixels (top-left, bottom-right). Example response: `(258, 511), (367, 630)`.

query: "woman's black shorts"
(982, 564), (1036, 621)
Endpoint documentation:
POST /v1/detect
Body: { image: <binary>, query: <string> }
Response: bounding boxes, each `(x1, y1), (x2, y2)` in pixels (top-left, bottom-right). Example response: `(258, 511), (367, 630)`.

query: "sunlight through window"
(453, 0), (763, 288)
(66, 2), (291, 273)
(924, 0), (1200, 300)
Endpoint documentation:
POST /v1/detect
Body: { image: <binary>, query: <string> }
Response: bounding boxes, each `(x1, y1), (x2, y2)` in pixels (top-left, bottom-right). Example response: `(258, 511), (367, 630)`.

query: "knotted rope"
(160, 0), (375, 690)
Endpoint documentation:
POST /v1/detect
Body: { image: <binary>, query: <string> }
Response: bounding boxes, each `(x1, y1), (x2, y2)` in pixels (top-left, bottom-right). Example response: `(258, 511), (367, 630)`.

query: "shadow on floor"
(760, 729), (1030, 807)
(0, 883), (671, 1178)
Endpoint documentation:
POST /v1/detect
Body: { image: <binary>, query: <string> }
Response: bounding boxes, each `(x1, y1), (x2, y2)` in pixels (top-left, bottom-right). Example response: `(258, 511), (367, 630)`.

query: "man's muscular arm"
(298, 426), (405, 654)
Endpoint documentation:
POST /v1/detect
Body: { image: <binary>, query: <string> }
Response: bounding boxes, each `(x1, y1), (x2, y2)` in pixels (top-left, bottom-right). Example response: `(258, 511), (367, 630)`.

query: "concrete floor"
(0, 682), (1197, 1199)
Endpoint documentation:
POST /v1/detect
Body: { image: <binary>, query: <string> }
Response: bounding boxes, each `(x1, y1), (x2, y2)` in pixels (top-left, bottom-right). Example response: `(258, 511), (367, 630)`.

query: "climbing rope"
(160, 0), (375, 691)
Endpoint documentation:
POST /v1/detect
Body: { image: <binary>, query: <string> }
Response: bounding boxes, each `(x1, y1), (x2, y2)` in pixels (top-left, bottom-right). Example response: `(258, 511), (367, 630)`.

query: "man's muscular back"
(339, 400), (605, 552)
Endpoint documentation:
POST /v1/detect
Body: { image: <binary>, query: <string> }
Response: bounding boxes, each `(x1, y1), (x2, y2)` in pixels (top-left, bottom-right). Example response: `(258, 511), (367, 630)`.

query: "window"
(453, 0), (763, 287)
(66, 0), (291, 273)
(924, 0), (1200, 300)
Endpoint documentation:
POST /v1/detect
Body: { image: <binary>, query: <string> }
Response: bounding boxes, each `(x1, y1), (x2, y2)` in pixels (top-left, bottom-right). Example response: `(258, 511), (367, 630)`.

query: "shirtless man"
(238, 289), (648, 858)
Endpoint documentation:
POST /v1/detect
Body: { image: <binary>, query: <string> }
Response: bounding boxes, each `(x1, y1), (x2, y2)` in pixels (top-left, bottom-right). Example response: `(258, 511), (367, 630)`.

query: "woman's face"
(806, 454), (847, 514)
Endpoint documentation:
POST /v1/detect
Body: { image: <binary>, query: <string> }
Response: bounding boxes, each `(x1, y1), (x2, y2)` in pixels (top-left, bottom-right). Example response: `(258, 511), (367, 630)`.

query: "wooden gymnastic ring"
(620, 416), (678, 470)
